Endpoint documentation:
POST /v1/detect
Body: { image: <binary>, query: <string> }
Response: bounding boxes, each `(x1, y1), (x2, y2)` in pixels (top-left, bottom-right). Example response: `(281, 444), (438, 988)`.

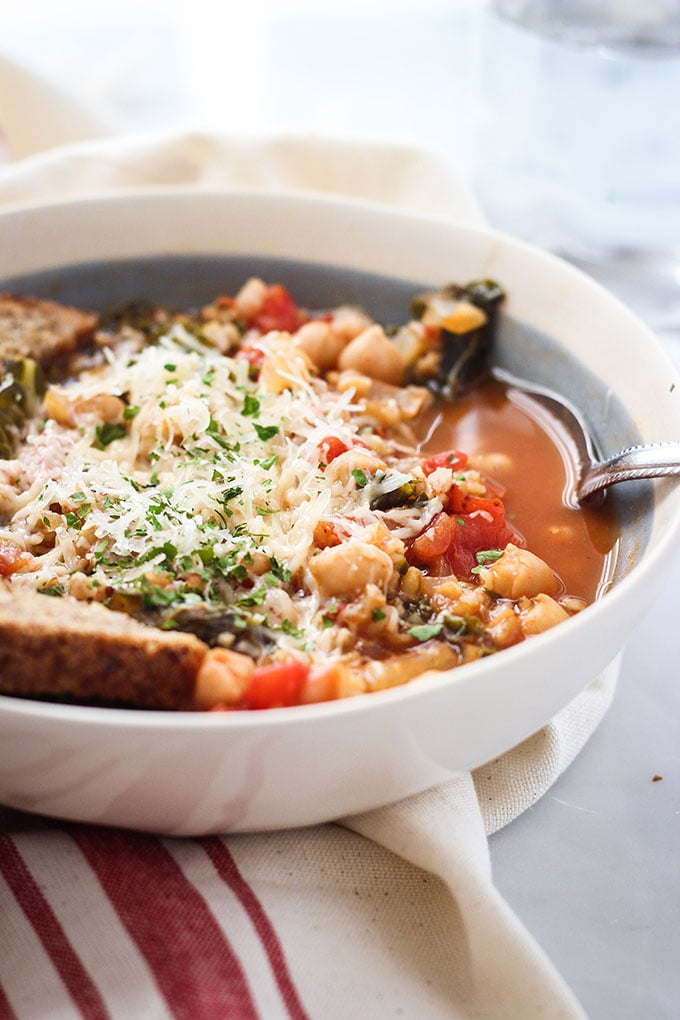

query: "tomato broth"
(421, 377), (619, 605)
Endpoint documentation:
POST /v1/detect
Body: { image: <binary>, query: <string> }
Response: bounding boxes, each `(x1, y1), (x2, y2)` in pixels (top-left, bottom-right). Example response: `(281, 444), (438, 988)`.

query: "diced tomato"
(251, 284), (304, 334)
(318, 435), (349, 464)
(235, 345), (266, 380)
(314, 519), (343, 548)
(318, 435), (370, 466)
(0, 539), (30, 577)
(238, 660), (310, 710)
(407, 486), (518, 579)
(236, 345), (265, 367)
(447, 511), (512, 578)
(408, 512), (456, 565)
(444, 484), (505, 518)
(421, 450), (468, 475)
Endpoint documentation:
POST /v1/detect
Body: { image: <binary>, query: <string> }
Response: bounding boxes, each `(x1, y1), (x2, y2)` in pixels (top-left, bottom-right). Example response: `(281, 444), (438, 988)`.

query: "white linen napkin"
(0, 53), (114, 161)
(0, 129), (617, 1019)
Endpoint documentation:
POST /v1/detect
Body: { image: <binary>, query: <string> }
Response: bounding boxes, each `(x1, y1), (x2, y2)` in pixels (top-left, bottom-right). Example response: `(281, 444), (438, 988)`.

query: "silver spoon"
(494, 368), (680, 505)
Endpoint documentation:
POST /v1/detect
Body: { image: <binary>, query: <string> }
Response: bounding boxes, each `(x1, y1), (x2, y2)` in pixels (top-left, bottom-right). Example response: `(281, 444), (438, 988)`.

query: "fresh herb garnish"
(280, 619), (304, 638)
(253, 423), (279, 441)
(408, 623), (443, 642)
(242, 394), (260, 418)
(471, 549), (504, 574)
(94, 422), (127, 449)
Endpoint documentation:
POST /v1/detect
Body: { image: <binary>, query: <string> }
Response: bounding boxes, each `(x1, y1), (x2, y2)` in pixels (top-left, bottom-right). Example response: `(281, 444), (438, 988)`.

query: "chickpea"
(260, 336), (312, 393)
(330, 305), (374, 342)
(294, 320), (346, 372)
(471, 451), (512, 477)
(43, 388), (72, 426)
(332, 369), (373, 397)
(234, 277), (267, 318)
(297, 662), (348, 704)
(309, 541), (395, 597)
(193, 648), (255, 709)
(325, 449), (386, 487)
(477, 544), (561, 600)
(249, 550), (271, 575)
(400, 566), (423, 600)
(519, 594), (569, 636)
(73, 393), (126, 423)
(337, 325), (404, 385)
(69, 571), (107, 602)
(202, 319), (241, 353)
(486, 604), (523, 648)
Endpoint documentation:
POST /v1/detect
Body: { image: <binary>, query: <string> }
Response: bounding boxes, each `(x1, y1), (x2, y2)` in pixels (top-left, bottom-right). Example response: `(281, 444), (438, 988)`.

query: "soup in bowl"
(0, 190), (677, 833)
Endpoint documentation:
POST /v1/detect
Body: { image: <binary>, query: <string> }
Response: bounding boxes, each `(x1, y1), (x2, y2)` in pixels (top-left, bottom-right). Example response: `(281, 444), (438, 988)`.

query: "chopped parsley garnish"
(221, 486), (244, 503)
(94, 422), (127, 449)
(253, 423), (279, 441)
(236, 587), (268, 607)
(269, 557), (291, 583)
(351, 468), (368, 487)
(206, 418), (234, 450)
(471, 549), (504, 574)
(242, 394), (260, 418)
(138, 580), (181, 610)
(280, 619), (304, 638)
(408, 623), (443, 642)
(65, 503), (92, 530)
(138, 542), (178, 566)
(123, 404), (140, 420)
(256, 453), (279, 470)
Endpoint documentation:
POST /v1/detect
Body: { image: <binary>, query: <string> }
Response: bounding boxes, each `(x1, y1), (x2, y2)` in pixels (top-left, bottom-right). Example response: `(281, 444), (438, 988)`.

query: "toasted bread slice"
(0, 294), (98, 365)
(0, 590), (208, 710)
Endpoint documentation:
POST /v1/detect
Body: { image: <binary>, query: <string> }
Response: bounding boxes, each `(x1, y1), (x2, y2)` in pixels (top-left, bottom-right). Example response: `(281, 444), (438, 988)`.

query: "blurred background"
(0, 0), (482, 164)
(2, 0), (679, 355)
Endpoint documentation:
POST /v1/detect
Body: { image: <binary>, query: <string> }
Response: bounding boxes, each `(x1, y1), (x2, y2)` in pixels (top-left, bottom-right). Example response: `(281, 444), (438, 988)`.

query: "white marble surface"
(2, 3), (679, 1016)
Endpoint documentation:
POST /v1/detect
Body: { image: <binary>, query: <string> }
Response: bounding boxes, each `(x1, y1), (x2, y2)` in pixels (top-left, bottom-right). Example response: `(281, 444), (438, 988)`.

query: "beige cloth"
(0, 128), (617, 1019)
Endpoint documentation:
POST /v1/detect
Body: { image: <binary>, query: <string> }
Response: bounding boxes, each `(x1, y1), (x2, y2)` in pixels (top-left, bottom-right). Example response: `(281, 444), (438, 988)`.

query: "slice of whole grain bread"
(0, 590), (208, 710)
(0, 294), (98, 365)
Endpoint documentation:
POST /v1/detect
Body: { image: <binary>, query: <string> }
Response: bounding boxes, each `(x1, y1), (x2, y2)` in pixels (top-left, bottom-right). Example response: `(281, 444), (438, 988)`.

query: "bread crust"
(0, 294), (98, 365)
(0, 591), (207, 709)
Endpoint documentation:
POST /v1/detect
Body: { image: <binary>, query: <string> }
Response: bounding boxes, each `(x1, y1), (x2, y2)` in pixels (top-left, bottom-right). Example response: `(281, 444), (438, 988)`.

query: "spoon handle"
(578, 442), (680, 500)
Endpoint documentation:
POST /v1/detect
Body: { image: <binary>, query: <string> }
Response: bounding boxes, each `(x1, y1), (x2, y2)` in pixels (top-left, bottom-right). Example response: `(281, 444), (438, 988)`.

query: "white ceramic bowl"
(0, 189), (678, 834)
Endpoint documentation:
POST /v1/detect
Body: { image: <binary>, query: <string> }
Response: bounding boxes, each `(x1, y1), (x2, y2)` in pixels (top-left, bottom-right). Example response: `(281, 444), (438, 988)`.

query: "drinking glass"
(475, 0), (680, 339)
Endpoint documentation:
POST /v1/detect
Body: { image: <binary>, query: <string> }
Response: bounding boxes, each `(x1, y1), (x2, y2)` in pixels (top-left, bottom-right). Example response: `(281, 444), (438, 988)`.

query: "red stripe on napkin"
(72, 830), (260, 1020)
(201, 838), (310, 1020)
(0, 836), (109, 1020)
(0, 979), (18, 1020)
